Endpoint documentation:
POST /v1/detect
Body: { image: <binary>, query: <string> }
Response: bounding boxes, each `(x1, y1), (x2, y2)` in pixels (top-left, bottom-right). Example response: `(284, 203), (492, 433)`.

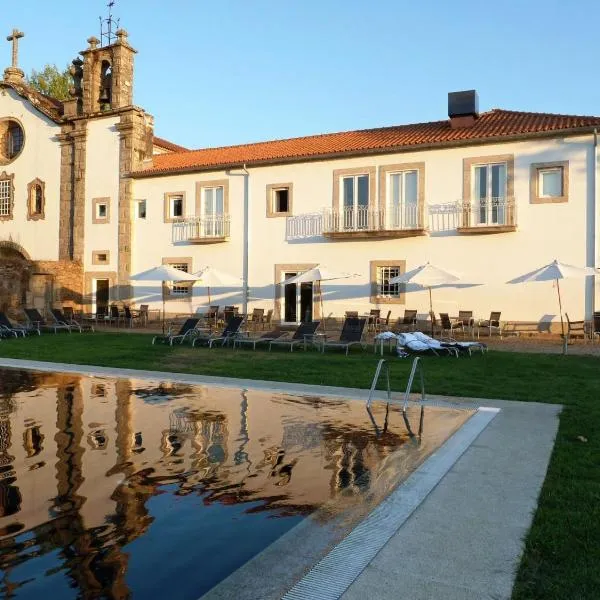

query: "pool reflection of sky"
(0, 368), (470, 599)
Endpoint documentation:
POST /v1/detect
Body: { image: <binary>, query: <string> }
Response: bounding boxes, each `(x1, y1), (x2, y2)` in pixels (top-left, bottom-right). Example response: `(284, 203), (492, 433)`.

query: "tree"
(26, 64), (71, 101)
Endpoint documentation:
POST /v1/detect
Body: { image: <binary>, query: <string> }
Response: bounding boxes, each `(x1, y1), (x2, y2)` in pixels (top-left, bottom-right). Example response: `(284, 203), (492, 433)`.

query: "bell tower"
(78, 28), (136, 115)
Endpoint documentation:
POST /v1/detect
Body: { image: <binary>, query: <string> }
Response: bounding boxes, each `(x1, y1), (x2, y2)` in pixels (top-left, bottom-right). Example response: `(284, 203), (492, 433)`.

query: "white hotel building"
(0, 30), (598, 328)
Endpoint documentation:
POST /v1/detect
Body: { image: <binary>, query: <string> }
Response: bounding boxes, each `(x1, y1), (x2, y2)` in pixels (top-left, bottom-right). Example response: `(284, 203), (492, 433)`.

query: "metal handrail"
(403, 356), (426, 411)
(367, 356), (425, 412)
(367, 359), (391, 409)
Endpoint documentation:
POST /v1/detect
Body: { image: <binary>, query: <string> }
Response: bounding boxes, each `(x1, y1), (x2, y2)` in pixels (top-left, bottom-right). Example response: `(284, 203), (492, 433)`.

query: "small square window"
(377, 266), (401, 298)
(266, 183), (293, 217)
(167, 262), (191, 295)
(274, 189), (289, 213)
(137, 199), (147, 219)
(539, 168), (562, 197)
(97, 253), (107, 263)
(171, 196), (183, 218)
(97, 203), (107, 218)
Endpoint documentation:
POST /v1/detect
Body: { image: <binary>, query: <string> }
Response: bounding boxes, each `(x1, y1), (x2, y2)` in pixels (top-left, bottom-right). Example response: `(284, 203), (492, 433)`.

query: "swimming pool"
(0, 367), (474, 599)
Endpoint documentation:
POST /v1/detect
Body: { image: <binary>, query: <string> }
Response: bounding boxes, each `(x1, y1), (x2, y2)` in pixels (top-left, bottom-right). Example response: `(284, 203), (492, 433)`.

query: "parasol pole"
(428, 286), (434, 337)
(162, 281), (166, 335)
(556, 278), (566, 353)
(319, 280), (326, 334)
(208, 285), (211, 307)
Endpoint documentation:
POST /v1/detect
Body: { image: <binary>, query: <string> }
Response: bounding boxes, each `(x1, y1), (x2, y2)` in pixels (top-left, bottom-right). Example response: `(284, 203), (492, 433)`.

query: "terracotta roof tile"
(153, 136), (188, 152)
(134, 109), (600, 177)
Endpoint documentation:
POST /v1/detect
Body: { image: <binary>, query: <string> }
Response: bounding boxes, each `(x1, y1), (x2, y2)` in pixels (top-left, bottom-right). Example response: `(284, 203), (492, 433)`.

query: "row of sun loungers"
(0, 309), (95, 339)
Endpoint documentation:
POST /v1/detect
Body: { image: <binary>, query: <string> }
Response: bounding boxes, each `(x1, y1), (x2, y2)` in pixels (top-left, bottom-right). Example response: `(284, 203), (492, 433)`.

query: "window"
(27, 179), (45, 221)
(171, 196), (183, 218)
(473, 163), (507, 225)
(7, 123), (23, 158)
(136, 199), (147, 219)
(461, 154), (515, 231)
(377, 266), (401, 298)
(163, 258), (193, 298)
(0, 119), (25, 165)
(164, 192), (186, 222)
(530, 162), (568, 204)
(92, 250), (110, 265)
(275, 189), (289, 213)
(370, 260), (406, 304)
(388, 170), (418, 228)
(341, 174), (369, 229)
(171, 263), (189, 295)
(201, 187), (224, 236)
(0, 172), (14, 220)
(92, 197), (110, 223)
(266, 183), (293, 217)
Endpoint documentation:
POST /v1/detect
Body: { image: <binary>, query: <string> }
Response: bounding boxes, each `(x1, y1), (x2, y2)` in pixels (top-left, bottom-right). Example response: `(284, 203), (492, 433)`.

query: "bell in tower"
(98, 60), (112, 110)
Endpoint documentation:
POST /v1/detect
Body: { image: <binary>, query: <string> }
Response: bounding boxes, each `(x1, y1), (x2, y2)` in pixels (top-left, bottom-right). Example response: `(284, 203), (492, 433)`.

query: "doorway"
(93, 279), (110, 315)
(283, 272), (313, 323)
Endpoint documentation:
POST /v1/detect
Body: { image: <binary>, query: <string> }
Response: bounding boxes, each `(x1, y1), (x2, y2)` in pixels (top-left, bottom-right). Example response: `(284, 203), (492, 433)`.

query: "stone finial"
(115, 29), (128, 43)
(87, 36), (100, 50)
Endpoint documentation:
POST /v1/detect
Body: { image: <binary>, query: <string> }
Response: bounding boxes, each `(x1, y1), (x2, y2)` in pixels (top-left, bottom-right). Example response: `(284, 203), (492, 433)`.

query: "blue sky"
(4, 0), (600, 149)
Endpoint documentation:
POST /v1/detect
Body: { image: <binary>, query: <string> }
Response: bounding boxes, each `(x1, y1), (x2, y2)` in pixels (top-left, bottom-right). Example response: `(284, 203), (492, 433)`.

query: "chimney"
(448, 90), (479, 128)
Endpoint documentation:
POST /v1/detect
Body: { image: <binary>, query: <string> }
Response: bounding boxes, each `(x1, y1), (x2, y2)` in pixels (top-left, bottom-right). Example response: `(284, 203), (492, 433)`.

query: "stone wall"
(35, 260), (84, 308)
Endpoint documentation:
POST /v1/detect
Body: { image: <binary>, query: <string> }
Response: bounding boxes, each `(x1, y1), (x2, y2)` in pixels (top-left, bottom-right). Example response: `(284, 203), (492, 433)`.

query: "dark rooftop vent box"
(448, 90), (479, 118)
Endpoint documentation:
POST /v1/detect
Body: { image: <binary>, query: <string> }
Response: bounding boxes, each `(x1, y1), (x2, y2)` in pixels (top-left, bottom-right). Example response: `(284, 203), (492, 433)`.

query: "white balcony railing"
(458, 197), (516, 229)
(322, 204), (423, 234)
(172, 215), (231, 243)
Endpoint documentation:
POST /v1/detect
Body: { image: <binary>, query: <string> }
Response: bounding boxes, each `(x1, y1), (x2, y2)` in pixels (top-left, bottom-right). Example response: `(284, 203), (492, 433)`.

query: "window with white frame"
(538, 167), (563, 198)
(376, 266), (402, 298)
(473, 163), (507, 225)
(201, 186), (224, 236)
(0, 176), (12, 217)
(341, 174), (369, 229)
(170, 195), (184, 219)
(388, 170), (418, 228)
(136, 199), (147, 219)
(169, 262), (190, 295)
(96, 202), (107, 219)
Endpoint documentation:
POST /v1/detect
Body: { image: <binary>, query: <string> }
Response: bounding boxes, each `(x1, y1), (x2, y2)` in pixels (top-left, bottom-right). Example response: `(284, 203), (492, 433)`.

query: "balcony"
(172, 215), (231, 244)
(456, 197), (517, 234)
(322, 205), (426, 239)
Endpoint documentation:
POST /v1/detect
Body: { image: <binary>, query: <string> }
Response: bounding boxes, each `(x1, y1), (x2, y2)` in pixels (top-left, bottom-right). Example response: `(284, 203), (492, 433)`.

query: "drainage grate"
(282, 407), (500, 600)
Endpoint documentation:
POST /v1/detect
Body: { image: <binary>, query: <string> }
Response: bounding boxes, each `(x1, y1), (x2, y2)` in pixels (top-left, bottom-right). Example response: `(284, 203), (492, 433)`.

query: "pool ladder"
(367, 356), (425, 411)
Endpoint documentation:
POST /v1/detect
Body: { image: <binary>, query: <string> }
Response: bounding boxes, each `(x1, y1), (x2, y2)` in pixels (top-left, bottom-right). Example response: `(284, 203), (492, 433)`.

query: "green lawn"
(0, 332), (599, 599)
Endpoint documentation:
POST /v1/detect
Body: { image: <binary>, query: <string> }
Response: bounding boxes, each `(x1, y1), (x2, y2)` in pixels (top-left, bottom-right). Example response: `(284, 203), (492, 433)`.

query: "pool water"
(0, 368), (473, 599)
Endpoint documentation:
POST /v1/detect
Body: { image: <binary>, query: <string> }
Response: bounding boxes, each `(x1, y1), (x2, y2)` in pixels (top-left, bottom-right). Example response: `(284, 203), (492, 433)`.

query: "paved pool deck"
(0, 358), (561, 600)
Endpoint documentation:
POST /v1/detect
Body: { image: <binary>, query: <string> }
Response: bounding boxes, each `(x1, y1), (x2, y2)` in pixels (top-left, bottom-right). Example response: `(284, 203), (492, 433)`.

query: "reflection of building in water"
(0, 372), (454, 597)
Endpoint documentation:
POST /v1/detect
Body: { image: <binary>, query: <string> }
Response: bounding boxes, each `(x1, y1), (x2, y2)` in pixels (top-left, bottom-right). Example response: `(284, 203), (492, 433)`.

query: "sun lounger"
(412, 331), (487, 356)
(193, 315), (244, 348)
(0, 312), (32, 337)
(322, 317), (367, 355)
(50, 308), (94, 333)
(269, 321), (321, 352)
(152, 318), (201, 345)
(24, 308), (71, 334)
(396, 332), (458, 357)
(233, 328), (286, 350)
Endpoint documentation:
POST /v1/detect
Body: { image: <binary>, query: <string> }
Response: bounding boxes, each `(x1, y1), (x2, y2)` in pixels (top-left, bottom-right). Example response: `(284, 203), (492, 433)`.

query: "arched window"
(7, 123), (23, 158)
(27, 178), (45, 221)
(0, 119), (24, 165)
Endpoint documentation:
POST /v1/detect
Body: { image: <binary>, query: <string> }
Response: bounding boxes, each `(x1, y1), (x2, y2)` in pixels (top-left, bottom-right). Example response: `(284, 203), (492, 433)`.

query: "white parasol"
(131, 265), (201, 333)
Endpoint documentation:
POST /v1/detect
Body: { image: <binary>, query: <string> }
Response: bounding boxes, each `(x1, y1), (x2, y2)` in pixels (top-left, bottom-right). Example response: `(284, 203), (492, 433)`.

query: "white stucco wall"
(0, 88), (61, 260)
(84, 115), (121, 272)
(131, 134), (598, 324)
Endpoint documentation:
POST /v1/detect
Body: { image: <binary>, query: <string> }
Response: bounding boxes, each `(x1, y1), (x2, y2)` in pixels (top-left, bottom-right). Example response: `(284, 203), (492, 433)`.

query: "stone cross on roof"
(7, 29), (24, 69)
